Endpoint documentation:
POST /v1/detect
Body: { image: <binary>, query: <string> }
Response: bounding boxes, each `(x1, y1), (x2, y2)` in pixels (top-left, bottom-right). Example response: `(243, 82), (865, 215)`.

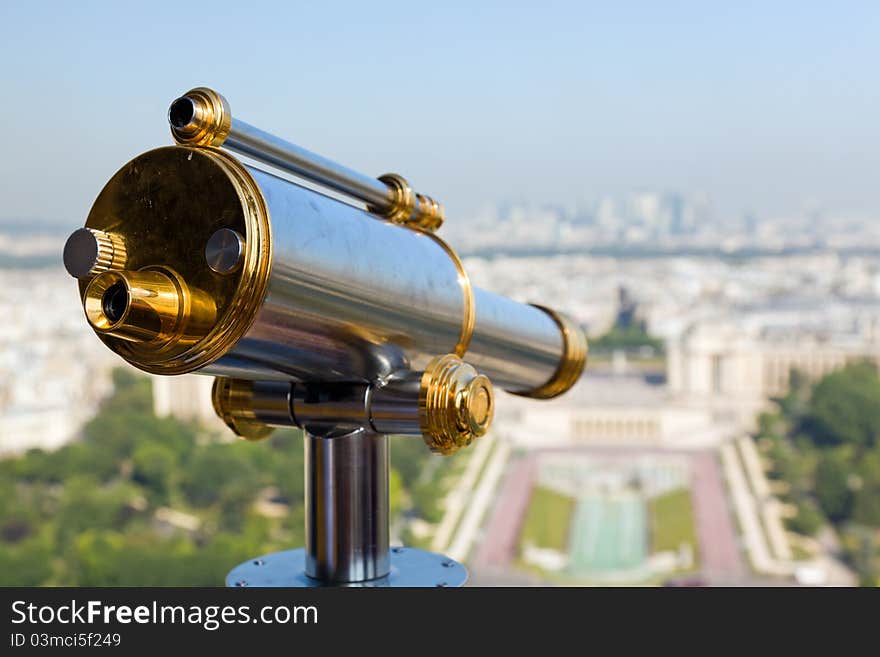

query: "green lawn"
(649, 488), (699, 559)
(519, 487), (576, 551)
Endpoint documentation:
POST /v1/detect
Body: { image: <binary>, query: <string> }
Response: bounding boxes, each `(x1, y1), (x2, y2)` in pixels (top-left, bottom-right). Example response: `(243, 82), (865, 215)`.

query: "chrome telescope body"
(64, 89), (587, 424)
(66, 144), (583, 394)
(63, 87), (587, 585)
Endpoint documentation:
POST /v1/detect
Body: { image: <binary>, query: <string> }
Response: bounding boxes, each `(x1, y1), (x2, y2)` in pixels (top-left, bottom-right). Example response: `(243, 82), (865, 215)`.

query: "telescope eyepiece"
(84, 268), (217, 347)
(168, 87), (231, 147)
(84, 269), (179, 342)
(168, 97), (196, 130)
(101, 281), (129, 324)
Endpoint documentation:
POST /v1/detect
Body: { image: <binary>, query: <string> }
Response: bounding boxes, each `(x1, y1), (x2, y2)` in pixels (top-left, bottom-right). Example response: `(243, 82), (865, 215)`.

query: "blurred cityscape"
(1, 192), (879, 586)
(444, 193), (880, 256)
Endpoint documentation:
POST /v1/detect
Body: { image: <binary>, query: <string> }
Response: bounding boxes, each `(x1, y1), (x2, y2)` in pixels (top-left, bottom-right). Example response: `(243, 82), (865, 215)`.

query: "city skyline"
(2, 1), (879, 226)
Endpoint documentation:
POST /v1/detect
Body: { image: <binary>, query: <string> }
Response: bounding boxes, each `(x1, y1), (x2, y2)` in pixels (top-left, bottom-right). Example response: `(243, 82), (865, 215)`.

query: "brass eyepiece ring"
(513, 306), (588, 399)
(168, 87), (232, 147)
(84, 268), (184, 344)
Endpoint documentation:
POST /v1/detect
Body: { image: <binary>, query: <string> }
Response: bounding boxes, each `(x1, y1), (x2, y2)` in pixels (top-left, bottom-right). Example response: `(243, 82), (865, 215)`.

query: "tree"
(803, 362), (880, 448)
(132, 442), (177, 504)
(0, 538), (53, 586)
(389, 467), (404, 519)
(763, 362), (880, 586)
(56, 477), (142, 541)
(181, 444), (259, 508)
(786, 500), (824, 536)
(814, 457), (853, 522)
(589, 324), (664, 354)
(391, 436), (430, 489)
(776, 368), (810, 419)
(103, 368), (154, 415)
(852, 448), (880, 526)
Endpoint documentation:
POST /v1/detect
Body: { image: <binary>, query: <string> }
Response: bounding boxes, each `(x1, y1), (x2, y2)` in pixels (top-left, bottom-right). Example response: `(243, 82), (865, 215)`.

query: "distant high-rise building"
(629, 192), (662, 228)
(596, 197), (619, 230)
(664, 193), (686, 235)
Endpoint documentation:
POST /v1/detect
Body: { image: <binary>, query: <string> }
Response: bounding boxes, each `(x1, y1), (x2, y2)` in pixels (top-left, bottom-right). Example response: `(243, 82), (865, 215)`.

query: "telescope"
(62, 87), (588, 587)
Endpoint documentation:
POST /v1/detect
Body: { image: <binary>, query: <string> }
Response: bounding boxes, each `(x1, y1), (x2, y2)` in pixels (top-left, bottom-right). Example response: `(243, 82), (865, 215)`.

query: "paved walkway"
(470, 453), (537, 572)
(690, 450), (747, 581)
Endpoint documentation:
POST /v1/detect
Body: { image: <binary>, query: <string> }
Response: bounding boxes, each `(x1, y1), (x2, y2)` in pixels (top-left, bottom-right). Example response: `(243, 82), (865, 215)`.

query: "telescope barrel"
(168, 88), (443, 231)
(68, 145), (585, 399)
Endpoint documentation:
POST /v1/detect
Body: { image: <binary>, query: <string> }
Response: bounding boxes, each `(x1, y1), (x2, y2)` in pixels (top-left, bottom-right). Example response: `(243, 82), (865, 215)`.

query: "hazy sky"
(1, 1), (878, 226)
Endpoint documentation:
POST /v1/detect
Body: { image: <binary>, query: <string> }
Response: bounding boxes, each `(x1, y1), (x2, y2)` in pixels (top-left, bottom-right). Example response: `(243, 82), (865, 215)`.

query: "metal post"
(225, 425), (468, 588)
(305, 429), (390, 583)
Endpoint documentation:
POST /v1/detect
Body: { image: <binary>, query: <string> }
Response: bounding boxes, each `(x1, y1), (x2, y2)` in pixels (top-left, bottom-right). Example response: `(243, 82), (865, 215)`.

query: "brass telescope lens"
(84, 268), (216, 346)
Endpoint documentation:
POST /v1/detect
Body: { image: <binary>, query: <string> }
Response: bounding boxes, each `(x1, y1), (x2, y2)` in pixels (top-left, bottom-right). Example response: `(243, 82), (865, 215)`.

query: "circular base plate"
(226, 547), (468, 587)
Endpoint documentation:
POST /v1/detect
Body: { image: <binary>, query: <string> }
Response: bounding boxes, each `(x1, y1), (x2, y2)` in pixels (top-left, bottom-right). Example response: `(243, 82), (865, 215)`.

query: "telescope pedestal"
(225, 546), (466, 588)
(225, 429), (467, 587)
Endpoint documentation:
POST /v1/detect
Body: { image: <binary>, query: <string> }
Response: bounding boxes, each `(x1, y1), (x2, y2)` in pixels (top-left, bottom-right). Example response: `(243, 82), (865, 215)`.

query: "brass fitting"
(412, 193), (444, 232)
(375, 173), (416, 225)
(168, 87), (231, 147)
(211, 378), (275, 442)
(84, 268), (216, 347)
(419, 354), (494, 455)
(514, 306), (588, 399)
(63, 228), (127, 279)
(372, 173), (445, 232)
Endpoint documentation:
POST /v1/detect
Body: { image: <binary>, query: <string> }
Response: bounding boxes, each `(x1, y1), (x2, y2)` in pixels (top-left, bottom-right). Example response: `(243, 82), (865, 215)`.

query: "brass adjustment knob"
(63, 227), (127, 279)
(419, 354), (494, 455)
